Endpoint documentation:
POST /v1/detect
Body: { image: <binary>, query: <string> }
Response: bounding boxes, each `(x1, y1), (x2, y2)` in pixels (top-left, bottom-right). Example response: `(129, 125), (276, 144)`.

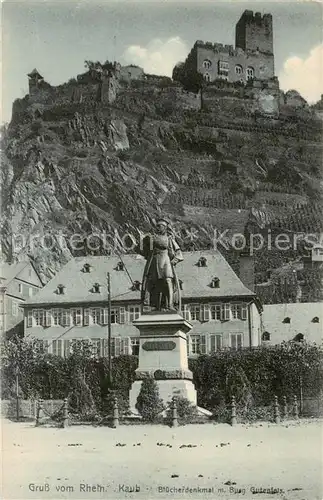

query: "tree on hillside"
(172, 62), (204, 95)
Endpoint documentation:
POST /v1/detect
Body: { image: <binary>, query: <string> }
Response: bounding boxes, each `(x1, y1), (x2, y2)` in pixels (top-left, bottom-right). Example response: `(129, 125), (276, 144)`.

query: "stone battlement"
(195, 41), (234, 53)
(241, 10), (272, 23)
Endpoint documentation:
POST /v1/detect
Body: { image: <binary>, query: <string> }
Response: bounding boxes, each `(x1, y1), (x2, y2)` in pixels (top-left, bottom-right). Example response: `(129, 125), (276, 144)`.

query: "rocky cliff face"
(1, 78), (322, 282)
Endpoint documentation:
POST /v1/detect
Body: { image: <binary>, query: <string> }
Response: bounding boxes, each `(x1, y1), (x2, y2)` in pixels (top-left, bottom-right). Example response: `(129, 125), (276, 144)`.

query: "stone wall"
(159, 87), (201, 111)
(119, 65), (144, 83)
(251, 87), (280, 116)
(196, 44), (274, 82)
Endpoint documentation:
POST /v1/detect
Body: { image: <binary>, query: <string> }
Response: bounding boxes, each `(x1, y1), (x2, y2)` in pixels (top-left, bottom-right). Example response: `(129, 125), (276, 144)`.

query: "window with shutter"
(191, 335), (201, 354)
(34, 309), (45, 326)
(190, 304), (201, 321)
(61, 310), (71, 327)
(231, 303), (241, 320)
(102, 338), (109, 357)
(27, 310), (33, 328)
(222, 303), (230, 321)
(121, 337), (131, 355)
(129, 306), (140, 322)
(71, 308), (82, 326)
(119, 307), (126, 324)
(230, 334), (237, 350)
(200, 335), (207, 354)
(45, 310), (52, 327)
(52, 309), (60, 326)
(101, 308), (109, 325)
(210, 334), (222, 353)
(201, 304), (210, 321)
(63, 340), (70, 357)
(210, 304), (222, 320)
(110, 308), (119, 324)
(230, 333), (243, 350)
(114, 337), (122, 357)
(84, 309), (90, 326)
(241, 304), (247, 320)
(52, 339), (63, 356)
(130, 337), (140, 355)
(182, 305), (191, 321)
(91, 308), (101, 325)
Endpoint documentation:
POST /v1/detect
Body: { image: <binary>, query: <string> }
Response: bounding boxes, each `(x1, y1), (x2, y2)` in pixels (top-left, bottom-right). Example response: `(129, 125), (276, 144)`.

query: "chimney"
(238, 252), (255, 292)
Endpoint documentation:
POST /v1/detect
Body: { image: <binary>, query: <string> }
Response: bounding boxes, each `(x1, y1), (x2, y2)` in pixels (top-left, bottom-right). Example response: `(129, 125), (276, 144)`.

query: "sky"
(1, 0), (323, 123)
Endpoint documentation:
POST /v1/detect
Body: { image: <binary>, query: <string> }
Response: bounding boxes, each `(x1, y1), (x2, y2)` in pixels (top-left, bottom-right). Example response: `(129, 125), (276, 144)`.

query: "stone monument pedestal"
(129, 312), (197, 411)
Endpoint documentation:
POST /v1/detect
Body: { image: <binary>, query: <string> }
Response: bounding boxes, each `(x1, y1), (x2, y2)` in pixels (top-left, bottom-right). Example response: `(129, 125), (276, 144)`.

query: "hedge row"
(2, 338), (322, 415)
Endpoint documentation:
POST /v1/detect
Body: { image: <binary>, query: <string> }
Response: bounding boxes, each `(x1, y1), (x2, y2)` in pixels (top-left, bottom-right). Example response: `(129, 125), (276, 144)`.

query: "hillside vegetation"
(1, 71), (322, 300)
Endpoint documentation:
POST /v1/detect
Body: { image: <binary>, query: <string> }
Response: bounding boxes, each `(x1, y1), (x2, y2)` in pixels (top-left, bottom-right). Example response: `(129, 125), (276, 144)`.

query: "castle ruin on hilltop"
(175, 10), (278, 87)
(15, 9), (313, 125)
(26, 62), (145, 106)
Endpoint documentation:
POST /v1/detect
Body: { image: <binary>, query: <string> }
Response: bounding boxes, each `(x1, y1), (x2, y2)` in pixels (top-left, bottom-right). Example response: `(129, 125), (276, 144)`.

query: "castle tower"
(27, 68), (44, 95)
(235, 10), (273, 54)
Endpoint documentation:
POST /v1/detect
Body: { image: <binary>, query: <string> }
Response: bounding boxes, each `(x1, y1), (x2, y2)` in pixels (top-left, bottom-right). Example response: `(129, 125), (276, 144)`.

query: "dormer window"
(57, 284), (65, 295)
(198, 256), (207, 267)
(262, 331), (271, 342)
(116, 261), (125, 271)
(83, 263), (91, 273)
(93, 283), (101, 293)
(312, 316), (319, 323)
(210, 277), (220, 289)
(283, 317), (291, 324)
(132, 280), (141, 291)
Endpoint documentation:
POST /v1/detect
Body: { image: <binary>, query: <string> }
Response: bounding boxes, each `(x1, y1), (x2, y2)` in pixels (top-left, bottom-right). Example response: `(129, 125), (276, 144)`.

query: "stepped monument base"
(129, 312), (197, 411)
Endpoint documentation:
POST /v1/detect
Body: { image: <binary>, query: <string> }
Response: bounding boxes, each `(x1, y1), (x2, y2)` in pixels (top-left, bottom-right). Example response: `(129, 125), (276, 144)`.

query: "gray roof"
(0, 261), (31, 286)
(0, 260), (44, 287)
(24, 250), (255, 307)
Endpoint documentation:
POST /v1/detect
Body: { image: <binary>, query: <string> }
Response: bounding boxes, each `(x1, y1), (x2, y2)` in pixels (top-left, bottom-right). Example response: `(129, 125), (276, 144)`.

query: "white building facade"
(22, 251), (263, 358)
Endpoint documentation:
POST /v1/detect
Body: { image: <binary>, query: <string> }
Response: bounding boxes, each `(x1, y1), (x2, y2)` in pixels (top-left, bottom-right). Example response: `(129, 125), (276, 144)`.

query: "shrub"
(165, 396), (199, 425)
(135, 377), (165, 422)
(212, 403), (231, 423)
(68, 371), (96, 415)
(102, 390), (130, 418)
(238, 405), (272, 423)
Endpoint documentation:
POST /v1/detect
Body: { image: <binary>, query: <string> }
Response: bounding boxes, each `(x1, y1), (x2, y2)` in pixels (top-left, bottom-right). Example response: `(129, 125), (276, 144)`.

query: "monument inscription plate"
(142, 340), (176, 351)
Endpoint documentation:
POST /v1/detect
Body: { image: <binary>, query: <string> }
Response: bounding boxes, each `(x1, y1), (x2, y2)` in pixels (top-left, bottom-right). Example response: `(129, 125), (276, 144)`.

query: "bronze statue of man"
(139, 218), (183, 311)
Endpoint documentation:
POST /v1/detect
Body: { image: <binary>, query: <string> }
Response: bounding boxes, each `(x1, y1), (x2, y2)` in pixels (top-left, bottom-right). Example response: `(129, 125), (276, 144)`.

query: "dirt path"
(1, 419), (322, 500)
